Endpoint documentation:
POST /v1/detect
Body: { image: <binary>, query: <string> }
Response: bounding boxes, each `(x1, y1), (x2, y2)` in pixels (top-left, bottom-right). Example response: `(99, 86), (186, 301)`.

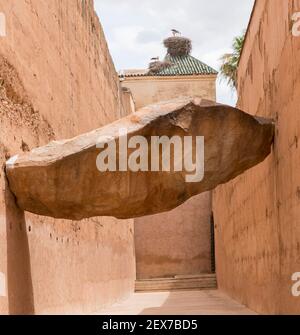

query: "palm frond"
(219, 31), (245, 89)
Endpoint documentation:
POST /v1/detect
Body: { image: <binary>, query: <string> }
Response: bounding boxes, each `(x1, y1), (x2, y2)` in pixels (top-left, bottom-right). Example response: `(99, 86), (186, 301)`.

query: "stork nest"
(147, 60), (173, 75)
(163, 36), (192, 57)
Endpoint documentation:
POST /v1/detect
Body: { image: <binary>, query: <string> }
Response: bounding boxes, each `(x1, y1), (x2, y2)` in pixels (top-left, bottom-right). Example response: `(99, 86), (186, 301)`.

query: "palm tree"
(220, 32), (245, 89)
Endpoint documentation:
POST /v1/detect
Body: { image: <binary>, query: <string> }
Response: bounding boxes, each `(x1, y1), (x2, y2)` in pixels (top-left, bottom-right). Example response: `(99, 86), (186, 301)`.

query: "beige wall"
(0, 0), (135, 315)
(123, 74), (216, 279)
(213, 0), (300, 314)
(122, 75), (216, 109)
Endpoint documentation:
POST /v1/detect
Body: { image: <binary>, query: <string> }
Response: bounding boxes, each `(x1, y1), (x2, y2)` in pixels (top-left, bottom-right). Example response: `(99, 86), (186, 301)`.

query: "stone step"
(135, 274), (217, 292)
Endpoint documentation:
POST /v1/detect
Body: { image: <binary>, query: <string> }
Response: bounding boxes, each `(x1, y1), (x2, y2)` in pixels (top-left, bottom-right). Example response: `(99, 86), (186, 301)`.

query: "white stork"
(171, 29), (181, 37)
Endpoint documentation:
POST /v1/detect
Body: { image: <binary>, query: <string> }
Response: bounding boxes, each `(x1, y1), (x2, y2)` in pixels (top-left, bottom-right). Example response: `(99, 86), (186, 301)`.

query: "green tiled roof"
(156, 54), (218, 76)
(122, 54), (218, 77)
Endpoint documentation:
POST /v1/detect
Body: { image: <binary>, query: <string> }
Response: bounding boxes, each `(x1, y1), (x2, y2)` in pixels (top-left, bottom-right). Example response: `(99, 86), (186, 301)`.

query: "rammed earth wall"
(0, 0), (135, 314)
(213, 0), (300, 314)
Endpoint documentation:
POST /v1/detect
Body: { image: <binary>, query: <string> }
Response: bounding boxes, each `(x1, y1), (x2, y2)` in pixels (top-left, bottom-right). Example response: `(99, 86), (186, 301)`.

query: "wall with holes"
(213, 0), (300, 314)
(0, 0), (135, 314)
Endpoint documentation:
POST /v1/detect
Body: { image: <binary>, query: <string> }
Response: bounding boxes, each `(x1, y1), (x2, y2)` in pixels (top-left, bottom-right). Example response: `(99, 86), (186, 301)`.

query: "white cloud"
(94, 0), (254, 106)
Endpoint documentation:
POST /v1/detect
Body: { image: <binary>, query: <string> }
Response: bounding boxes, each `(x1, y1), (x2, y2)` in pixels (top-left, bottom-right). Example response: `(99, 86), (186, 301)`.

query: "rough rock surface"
(6, 97), (274, 220)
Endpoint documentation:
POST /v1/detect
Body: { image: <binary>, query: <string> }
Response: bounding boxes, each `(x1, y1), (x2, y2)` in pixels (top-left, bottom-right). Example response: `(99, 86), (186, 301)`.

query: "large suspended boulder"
(6, 97), (274, 220)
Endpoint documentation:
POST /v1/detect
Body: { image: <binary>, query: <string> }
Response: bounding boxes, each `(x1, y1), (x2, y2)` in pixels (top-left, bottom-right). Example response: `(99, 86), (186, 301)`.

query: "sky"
(94, 0), (255, 106)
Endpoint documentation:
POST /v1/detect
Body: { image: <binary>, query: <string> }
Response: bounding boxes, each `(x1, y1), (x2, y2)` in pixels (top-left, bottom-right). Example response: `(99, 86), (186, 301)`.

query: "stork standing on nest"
(171, 29), (181, 37)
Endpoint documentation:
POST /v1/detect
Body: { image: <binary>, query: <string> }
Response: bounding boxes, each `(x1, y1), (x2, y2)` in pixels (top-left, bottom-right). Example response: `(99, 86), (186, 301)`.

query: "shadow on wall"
(5, 178), (35, 315)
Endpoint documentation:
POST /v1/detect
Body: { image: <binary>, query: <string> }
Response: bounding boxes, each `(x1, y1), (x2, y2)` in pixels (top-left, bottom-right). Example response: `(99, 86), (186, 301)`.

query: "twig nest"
(163, 36), (192, 56)
(148, 60), (173, 75)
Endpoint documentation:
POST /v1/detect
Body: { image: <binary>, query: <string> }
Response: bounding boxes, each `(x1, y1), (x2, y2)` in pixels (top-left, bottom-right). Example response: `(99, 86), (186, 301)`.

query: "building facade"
(121, 51), (218, 279)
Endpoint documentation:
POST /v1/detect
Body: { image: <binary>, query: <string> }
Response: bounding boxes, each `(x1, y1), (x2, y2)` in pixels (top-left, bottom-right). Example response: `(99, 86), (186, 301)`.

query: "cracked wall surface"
(0, 0), (135, 315)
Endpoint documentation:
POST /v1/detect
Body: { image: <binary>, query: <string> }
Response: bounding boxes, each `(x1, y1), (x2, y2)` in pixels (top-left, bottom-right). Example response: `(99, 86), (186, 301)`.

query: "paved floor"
(98, 290), (256, 315)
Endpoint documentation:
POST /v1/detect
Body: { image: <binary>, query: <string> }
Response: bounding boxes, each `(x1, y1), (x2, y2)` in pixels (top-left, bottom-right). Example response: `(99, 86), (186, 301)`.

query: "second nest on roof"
(148, 60), (173, 75)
